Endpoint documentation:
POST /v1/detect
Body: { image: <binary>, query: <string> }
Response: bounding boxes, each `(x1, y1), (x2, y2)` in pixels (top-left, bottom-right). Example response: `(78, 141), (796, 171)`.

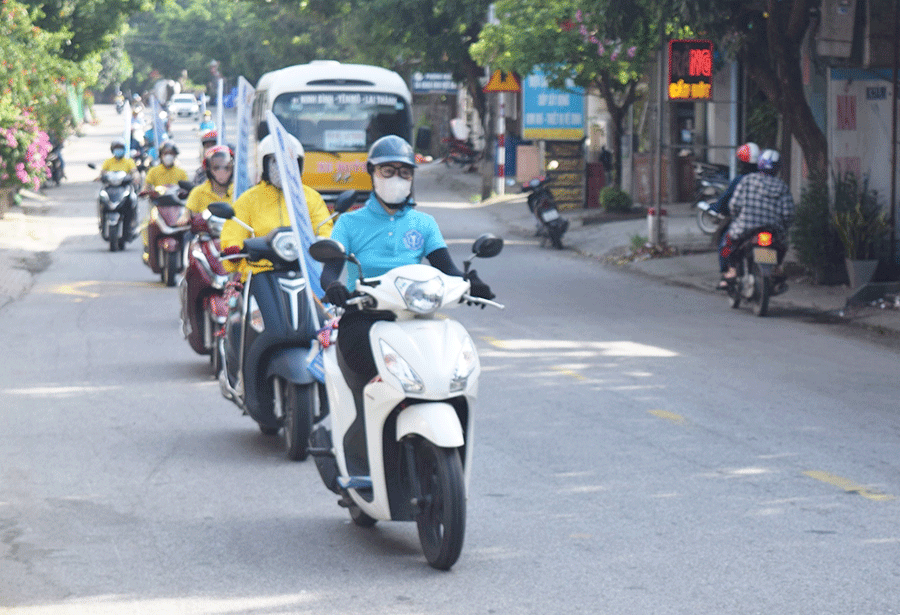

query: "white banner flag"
(266, 111), (324, 320)
(216, 78), (225, 146)
(234, 76), (255, 199)
(122, 101), (132, 149)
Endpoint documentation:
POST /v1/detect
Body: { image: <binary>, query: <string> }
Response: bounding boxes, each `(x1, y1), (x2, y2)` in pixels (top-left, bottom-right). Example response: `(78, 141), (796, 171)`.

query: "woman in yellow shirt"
(143, 140), (188, 192)
(220, 134), (332, 281)
(185, 145), (234, 214)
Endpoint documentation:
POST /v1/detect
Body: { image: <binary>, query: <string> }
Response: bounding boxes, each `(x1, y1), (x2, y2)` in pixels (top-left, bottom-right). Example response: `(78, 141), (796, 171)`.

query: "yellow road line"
(803, 470), (895, 501)
(648, 409), (687, 424)
(551, 366), (587, 381)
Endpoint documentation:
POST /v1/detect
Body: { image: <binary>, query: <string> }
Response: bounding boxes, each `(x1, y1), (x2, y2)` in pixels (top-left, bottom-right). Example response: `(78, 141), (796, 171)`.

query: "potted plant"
(831, 176), (888, 288)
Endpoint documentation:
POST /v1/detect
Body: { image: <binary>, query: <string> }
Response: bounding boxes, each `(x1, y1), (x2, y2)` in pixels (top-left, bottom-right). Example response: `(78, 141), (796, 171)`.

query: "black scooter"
(208, 191), (356, 461)
(88, 163), (138, 252)
(522, 176), (568, 249)
(725, 225), (789, 317)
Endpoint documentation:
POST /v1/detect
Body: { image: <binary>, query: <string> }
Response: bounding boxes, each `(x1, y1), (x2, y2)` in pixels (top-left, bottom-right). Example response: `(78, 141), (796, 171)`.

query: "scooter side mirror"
(179, 179), (195, 192)
(333, 190), (358, 215)
(207, 201), (235, 220)
(471, 233), (503, 258)
(87, 163), (96, 169)
(309, 238), (348, 263)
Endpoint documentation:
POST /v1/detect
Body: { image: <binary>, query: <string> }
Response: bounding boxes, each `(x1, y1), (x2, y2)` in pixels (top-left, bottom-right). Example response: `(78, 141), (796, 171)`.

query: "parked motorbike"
(142, 181), (192, 286)
(522, 176), (568, 249)
(725, 225), (788, 317)
(179, 209), (229, 374)
(207, 194), (356, 461)
(88, 163), (138, 252)
(693, 162), (730, 234)
(441, 136), (481, 168)
(46, 142), (64, 186)
(306, 233), (504, 570)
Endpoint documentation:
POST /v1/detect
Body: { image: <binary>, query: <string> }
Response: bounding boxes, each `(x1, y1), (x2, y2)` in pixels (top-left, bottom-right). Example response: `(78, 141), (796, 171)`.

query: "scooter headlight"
(394, 276), (444, 314)
(450, 336), (478, 393)
(379, 339), (424, 394)
(271, 231), (300, 262)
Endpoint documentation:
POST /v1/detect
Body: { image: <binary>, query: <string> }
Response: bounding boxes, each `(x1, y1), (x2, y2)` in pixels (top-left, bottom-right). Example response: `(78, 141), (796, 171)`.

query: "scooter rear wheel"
(413, 438), (465, 570)
(752, 263), (771, 317)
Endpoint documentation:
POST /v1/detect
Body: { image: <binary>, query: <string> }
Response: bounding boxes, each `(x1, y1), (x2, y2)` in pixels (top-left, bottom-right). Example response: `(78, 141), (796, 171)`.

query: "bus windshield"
(272, 91), (411, 153)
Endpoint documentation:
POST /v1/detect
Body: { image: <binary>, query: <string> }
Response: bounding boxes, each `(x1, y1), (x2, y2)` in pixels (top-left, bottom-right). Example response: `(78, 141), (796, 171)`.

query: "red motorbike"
(179, 209), (229, 373)
(142, 181), (192, 286)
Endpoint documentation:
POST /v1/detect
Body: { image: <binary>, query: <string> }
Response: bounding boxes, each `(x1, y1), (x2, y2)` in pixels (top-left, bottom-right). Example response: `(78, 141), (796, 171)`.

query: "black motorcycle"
(725, 225), (788, 317)
(209, 203), (329, 461)
(88, 164), (138, 252)
(522, 176), (568, 249)
(46, 142), (64, 186)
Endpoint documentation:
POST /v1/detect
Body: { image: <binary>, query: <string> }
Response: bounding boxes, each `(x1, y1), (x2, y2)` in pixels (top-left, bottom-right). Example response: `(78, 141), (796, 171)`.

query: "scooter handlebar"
(462, 294), (505, 310)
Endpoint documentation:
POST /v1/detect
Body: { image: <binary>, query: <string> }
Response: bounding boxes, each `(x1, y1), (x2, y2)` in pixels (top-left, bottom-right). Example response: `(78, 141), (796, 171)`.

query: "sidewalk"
(433, 162), (900, 339)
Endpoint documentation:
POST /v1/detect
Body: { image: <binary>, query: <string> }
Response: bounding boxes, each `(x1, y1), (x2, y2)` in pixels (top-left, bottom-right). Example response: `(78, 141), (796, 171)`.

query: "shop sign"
(668, 39), (713, 100)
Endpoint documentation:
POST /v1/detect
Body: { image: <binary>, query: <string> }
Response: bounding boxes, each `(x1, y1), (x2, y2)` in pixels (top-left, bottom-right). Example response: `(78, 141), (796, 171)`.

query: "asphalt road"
(1, 105), (898, 614)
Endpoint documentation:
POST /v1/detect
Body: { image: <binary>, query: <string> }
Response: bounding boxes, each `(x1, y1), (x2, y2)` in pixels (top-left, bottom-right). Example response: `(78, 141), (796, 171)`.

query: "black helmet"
(110, 138), (126, 152)
(367, 135), (417, 173)
(160, 140), (179, 156)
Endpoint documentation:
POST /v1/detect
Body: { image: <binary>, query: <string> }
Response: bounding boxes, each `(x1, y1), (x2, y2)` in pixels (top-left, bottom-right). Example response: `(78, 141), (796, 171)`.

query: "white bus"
(252, 61), (413, 202)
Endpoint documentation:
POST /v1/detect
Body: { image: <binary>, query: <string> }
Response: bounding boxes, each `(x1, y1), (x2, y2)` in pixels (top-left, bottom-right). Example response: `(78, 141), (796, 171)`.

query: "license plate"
(753, 247), (778, 264)
(541, 209), (560, 222)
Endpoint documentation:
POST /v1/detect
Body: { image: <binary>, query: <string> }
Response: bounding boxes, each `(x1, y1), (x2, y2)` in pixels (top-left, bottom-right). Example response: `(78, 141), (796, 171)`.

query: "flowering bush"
(0, 101), (51, 190)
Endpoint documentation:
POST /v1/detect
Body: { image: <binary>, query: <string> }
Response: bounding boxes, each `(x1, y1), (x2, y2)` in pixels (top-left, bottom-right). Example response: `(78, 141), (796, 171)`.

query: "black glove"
(465, 270), (495, 307)
(325, 282), (351, 307)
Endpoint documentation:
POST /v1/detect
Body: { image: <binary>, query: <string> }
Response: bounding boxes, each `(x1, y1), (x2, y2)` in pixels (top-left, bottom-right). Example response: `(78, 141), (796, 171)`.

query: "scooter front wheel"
(413, 438), (465, 570)
(163, 251), (178, 286)
(282, 380), (315, 461)
(697, 207), (721, 234)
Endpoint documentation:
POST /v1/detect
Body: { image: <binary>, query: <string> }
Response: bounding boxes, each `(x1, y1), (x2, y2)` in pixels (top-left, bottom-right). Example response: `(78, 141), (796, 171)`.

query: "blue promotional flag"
(266, 111), (324, 329)
(233, 76), (255, 199)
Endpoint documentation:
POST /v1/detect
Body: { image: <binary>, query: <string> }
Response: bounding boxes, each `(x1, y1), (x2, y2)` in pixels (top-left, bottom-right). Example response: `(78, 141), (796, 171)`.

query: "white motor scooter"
(307, 234), (503, 570)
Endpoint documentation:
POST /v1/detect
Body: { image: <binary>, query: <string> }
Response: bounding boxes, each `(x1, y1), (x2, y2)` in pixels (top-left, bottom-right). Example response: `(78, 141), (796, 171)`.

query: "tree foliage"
(21, 0), (149, 62)
(672, 0), (827, 178)
(472, 0), (677, 186)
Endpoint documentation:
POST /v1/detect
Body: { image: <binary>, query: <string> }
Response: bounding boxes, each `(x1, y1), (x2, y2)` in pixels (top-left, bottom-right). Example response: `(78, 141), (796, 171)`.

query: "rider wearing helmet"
(186, 145), (234, 214)
(99, 138), (137, 176)
(319, 135), (495, 382)
(712, 142), (759, 285)
(193, 129), (220, 185)
(143, 140), (188, 192)
(199, 110), (215, 133)
(219, 133), (332, 281)
(720, 148), (795, 284)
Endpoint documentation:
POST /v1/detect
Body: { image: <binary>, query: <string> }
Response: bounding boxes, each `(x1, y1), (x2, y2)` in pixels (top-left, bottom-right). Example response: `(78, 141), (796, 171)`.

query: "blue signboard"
(522, 70), (584, 141)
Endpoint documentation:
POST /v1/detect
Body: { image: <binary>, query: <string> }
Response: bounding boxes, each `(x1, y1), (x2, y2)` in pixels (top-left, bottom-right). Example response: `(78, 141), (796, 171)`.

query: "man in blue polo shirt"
(320, 135), (494, 380)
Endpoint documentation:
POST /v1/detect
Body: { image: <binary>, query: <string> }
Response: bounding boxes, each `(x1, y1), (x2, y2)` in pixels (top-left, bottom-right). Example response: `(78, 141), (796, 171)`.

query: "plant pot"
(845, 258), (879, 289)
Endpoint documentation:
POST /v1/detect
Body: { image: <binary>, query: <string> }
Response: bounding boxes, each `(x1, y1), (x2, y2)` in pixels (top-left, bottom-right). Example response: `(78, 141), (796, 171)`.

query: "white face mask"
(268, 162), (282, 189)
(162, 154), (175, 167)
(373, 175), (412, 206)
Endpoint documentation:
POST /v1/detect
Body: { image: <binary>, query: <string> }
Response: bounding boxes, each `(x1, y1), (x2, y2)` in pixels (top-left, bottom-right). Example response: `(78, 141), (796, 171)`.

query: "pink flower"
(611, 51), (619, 61)
(628, 46), (637, 58)
(576, 9), (582, 21)
(598, 42), (605, 55)
(15, 162), (28, 183)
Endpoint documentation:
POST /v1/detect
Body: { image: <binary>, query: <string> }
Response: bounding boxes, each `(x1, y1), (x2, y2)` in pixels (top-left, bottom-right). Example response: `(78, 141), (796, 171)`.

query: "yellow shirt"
(144, 163), (188, 190)
(101, 157), (137, 173)
(220, 181), (333, 279)
(186, 179), (233, 214)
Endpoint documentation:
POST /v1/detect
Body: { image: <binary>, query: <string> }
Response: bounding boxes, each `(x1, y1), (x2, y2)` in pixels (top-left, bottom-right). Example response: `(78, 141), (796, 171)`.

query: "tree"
(676, 0), (827, 179)
(472, 0), (669, 187)
(22, 0), (149, 62)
